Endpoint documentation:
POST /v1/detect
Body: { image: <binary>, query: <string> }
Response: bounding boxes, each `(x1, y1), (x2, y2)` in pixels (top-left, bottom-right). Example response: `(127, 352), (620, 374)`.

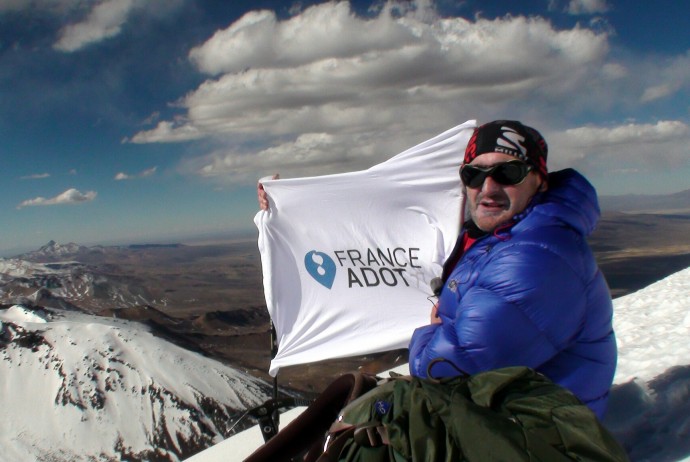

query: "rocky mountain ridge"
(0, 256), (155, 312)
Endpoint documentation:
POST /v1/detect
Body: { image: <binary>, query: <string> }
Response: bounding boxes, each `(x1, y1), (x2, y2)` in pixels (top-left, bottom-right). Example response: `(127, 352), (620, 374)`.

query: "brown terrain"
(590, 212), (690, 298)
(5, 208), (690, 397)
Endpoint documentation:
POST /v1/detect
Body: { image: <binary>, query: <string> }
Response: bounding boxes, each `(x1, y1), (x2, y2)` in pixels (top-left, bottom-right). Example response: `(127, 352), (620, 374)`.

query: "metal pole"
(270, 321), (279, 433)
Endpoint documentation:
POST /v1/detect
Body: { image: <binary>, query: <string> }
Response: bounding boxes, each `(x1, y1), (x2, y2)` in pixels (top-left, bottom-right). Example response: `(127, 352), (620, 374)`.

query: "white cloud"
(133, 1), (612, 179)
(127, 120), (203, 143)
(17, 188), (97, 209)
(563, 120), (689, 146)
(141, 111), (161, 126)
(639, 52), (690, 103)
(548, 120), (690, 171)
(114, 166), (157, 180)
(20, 173), (51, 180)
(51, 0), (183, 52)
(640, 84), (674, 103)
(140, 165), (158, 177)
(600, 62), (627, 80)
(54, 0), (137, 52)
(183, 132), (372, 181)
(188, 2), (425, 76)
(567, 0), (610, 15)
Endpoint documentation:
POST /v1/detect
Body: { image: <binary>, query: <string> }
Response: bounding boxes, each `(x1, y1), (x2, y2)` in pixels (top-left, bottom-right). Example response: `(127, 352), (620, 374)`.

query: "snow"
(0, 306), (273, 462)
(612, 267), (690, 384)
(0, 305), (47, 324)
(188, 266), (690, 462)
(0, 258), (64, 278)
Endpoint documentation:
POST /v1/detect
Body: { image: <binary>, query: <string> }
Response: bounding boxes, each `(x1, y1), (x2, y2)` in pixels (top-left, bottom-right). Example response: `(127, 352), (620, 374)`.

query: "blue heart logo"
(304, 250), (336, 289)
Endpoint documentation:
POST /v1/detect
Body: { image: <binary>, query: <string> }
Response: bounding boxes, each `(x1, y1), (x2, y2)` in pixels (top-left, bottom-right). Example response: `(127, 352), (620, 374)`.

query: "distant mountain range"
(599, 189), (690, 213)
(15, 239), (185, 263)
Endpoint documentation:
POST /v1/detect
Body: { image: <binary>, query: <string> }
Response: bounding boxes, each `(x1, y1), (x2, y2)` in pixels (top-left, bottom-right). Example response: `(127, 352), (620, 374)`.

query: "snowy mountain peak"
(28, 240), (88, 260)
(0, 305), (274, 461)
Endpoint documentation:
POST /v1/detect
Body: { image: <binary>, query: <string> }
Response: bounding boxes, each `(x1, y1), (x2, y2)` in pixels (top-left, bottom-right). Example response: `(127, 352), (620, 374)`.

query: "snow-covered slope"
(610, 267), (690, 384)
(0, 305), (273, 462)
(603, 266), (690, 462)
(19, 240), (89, 260)
(189, 266), (690, 462)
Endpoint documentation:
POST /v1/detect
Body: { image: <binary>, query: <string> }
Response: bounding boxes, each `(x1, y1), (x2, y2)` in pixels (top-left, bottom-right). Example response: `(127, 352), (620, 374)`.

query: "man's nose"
(481, 175), (502, 193)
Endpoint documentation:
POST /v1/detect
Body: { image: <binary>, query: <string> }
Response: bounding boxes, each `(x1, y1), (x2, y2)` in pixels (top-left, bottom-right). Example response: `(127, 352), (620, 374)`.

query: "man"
(408, 120), (617, 419)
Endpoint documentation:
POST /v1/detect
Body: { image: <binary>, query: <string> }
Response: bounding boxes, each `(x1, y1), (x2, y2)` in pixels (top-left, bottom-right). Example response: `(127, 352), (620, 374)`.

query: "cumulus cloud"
(114, 166), (157, 180)
(181, 132), (375, 181)
(562, 120), (688, 146)
(187, 2), (424, 76)
(131, 1), (614, 180)
(17, 188), (97, 209)
(548, 120), (690, 171)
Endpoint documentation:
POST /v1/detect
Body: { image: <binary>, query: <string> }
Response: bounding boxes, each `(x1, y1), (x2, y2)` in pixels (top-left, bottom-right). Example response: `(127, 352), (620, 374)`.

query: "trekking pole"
(271, 321), (278, 400)
(270, 321), (280, 436)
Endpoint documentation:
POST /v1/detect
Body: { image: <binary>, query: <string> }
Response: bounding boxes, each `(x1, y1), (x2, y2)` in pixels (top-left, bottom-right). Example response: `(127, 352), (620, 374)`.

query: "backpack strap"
(245, 372), (379, 462)
(317, 422), (390, 462)
(520, 428), (576, 462)
(316, 425), (355, 462)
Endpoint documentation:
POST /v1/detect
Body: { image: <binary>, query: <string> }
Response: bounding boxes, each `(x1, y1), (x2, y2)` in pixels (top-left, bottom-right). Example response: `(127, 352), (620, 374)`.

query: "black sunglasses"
(460, 160), (533, 188)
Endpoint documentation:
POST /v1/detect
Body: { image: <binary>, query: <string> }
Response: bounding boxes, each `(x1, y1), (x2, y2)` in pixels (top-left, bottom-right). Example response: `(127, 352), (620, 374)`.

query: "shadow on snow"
(604, 365), (690, 462)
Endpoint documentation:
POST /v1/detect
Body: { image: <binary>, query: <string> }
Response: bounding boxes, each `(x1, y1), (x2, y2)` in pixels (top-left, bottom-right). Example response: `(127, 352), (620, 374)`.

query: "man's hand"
(430, 301), (442, 324)
(257, 173), (279, 211)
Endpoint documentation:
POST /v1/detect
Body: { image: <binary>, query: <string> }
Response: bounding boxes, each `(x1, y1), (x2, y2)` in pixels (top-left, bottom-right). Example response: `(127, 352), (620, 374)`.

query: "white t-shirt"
(254, 120), (475, 375)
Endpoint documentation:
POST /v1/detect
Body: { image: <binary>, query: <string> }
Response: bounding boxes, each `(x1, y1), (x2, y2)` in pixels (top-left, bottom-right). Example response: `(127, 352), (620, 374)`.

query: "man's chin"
(473, 212), (510, 232)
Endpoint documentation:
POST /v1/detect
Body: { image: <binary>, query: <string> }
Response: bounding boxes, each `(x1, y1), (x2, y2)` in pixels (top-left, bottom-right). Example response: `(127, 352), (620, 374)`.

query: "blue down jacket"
(409, 169), (617, 419)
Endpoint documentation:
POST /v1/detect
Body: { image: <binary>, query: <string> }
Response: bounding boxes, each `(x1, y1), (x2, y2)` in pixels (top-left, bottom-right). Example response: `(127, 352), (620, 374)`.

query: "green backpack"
(245, 366), (628, 462)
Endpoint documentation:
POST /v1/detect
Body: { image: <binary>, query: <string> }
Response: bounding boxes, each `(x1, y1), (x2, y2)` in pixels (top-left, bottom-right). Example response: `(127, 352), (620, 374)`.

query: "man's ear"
(539, 181), (548, 192)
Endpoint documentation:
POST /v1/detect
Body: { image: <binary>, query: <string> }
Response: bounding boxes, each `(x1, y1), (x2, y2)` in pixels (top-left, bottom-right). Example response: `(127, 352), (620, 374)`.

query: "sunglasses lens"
(460, 162), (531, 188)
(460, 165), (487, 188)
(493, 162), (530, 184)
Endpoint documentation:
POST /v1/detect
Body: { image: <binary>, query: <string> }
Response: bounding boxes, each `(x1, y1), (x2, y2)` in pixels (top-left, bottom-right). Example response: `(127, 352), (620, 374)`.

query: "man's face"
(465, 152), (544, 232)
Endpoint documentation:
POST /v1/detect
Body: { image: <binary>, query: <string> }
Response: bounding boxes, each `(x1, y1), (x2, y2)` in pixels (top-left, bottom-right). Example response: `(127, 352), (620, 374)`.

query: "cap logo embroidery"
(496, 127), (527, 160)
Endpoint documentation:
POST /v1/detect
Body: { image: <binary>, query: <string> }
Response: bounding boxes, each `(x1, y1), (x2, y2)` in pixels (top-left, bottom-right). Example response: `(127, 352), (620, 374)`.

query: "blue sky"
(1, 0), (689, 256)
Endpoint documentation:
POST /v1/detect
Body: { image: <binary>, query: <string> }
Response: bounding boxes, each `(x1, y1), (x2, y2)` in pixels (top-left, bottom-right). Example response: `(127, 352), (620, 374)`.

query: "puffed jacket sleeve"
(409, 237), (588, 379)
